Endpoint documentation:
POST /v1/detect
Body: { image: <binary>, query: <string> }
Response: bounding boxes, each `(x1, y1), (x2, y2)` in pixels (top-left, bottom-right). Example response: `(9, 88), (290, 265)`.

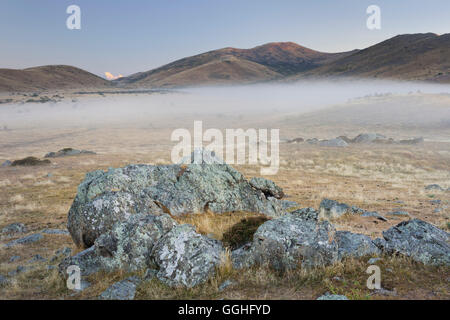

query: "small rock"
(42, 229), (70, 235)
(368, 257), (381, 264)
(386, 211), (410, 217)
(361, 211), (388, 221)
(1, 223), (27, 235)
(144, 269), (158, 281)
(425, 184), (444, 191)
(218, 280), (233, 292)
(28, 254), (47, 264)
(433, 208), (442, 213)
(372, 288), (397, 296)
(430, 200), (441, 205)
(98, 277), (140, 300)
(352, 133), (386, 144)
(249, 177), (284, 199)
(1, 160), (12, 167)
(9, 255), (21, 263)
(4, 233), (43, 247)
(0, 275), (9, 287)
(280, 200), (300, 210)
(45, 148), (96, 158)
(318, 199), (350, 220)
(317, 293), (349, 300)
(8, 265), (28, 276)
(318, 138), (348, 147)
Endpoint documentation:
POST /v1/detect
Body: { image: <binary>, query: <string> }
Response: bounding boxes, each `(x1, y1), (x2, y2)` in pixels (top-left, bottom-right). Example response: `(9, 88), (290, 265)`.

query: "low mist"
(1, 79), (449, 130)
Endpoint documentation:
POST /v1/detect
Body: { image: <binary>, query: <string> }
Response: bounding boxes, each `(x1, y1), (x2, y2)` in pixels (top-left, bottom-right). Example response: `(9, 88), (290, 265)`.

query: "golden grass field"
(0, 90), (449, 299)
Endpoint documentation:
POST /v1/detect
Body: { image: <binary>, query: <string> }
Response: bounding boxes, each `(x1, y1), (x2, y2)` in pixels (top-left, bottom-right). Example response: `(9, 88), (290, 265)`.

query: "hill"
(0, 65), (111, 92)
(291, 33), (450, 83)
(114, 42), (354, 88)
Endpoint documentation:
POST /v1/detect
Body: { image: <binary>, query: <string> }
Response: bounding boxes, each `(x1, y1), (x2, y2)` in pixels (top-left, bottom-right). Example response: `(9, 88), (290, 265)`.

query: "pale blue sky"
(1, 0), (449, 77)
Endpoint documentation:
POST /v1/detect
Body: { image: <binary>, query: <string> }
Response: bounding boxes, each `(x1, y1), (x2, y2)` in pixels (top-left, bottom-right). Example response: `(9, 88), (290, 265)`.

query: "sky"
(1, 0), (449, 78)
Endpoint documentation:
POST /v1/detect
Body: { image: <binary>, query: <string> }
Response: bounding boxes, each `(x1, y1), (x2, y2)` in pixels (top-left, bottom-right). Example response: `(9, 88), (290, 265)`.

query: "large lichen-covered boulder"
(59, 214), (176, 278)
(377, 219), (450, 266)
(151, 224), (223, 288)
(68, 156), (285, 248)
(249, 211), (339, 270)
(95, 214), (177, 272)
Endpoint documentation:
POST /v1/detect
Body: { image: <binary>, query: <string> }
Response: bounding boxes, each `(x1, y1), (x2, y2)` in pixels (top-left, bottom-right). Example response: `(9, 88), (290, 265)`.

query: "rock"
(290, 207), (319, 221)
(73, 280), (91, 292)
(317, 293), (349, 300)
(4, 233), (43, 247)
(42, 229), (70, 235)
(45, 148), (96, 158)
(352, 133), (386, 144)
(306, 138), (319, 145)
(371, 288), (398, 296)
(231, 243), (254, 269)
(361, 211), (388, 221)
(218, 280), (233, 291)
(399, 137), (424, 145)
(58, 246), (103, 279)
(335, 231), (381, 260)
(425, 184), (444, 191)
(8, 265), (28, 276)
(434, 208), (442, 213)
(249, 177), (284, 199)
(60, 214), (176, 278)
(143, 269), (158, 281)
(351, 206), (365, 215)
(0, 275), (9, 287)
(250, 211), (339, 270)
(430, 200), (441, 205)
(336, 136), (353, 144)
(280, 200), (300, 211)
(151, 224), (223, 287)
(318, 138), (348, 147)
(98, 277), (140, 300)
(1, 223), (27, 235)
(9, 255), (20, 263)
(381, 219), (450, 266)
(68, 153), (285, 248)
(386, 211), (410, 217)
(368, 257), (381, 264)
(287, 137), (304, 144)
(95, 214), (176, 272)
(318, 199), (351, 220)
(28, 254), (47, 263)
(1, 160), (12, 167)
(11, 157), (51, 166)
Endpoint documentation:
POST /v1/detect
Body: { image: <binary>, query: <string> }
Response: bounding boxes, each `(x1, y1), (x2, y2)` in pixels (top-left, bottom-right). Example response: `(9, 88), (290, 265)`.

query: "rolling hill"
(291, 33), (450, 82)
(0, 65), (111, 92)
(114, 42), (356, 88)
(1, 33), (449, 92)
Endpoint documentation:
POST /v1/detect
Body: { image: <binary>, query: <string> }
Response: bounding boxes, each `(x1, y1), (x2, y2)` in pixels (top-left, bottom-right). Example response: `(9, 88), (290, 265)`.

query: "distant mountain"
(0, 65), (111, 92)
(1, 33), (448, 92)
(290, 33), (450, 83)
(114, 42), (355, 88)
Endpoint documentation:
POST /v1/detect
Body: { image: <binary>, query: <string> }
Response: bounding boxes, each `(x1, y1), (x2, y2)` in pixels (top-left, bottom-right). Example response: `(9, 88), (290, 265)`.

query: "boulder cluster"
(59, 150), (450, 293)
(287, 133), (424, 147)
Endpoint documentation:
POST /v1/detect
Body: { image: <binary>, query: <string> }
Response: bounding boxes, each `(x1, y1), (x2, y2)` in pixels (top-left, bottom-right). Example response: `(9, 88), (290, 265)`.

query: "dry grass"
(0, 111), (449, 299)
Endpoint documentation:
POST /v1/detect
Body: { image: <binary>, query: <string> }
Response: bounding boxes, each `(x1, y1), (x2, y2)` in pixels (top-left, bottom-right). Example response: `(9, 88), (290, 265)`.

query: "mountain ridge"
(0, 33), (449, 92)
